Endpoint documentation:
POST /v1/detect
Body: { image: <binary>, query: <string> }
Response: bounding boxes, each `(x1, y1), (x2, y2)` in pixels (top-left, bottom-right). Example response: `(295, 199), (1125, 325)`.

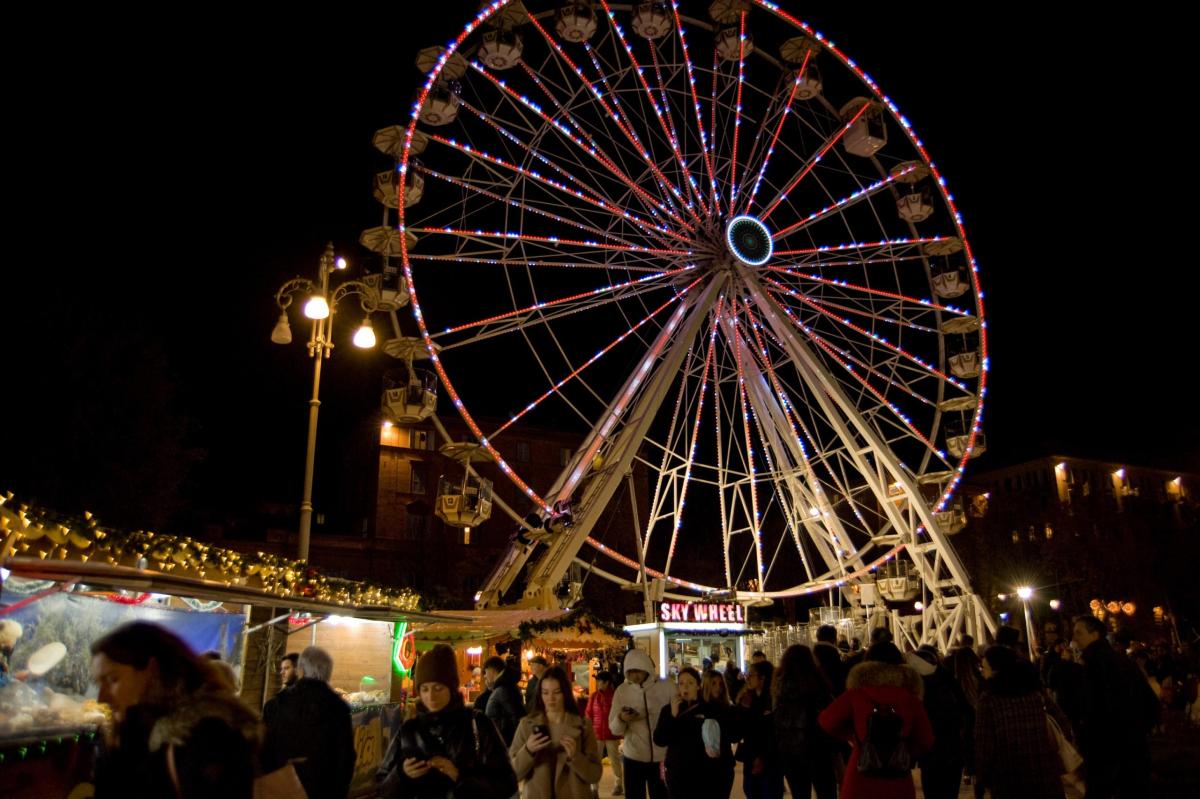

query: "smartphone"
(532, 723), (550, 738)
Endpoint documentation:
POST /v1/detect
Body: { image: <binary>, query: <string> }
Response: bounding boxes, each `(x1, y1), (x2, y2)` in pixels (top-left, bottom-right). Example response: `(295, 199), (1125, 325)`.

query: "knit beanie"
(414, 644), (460, 691)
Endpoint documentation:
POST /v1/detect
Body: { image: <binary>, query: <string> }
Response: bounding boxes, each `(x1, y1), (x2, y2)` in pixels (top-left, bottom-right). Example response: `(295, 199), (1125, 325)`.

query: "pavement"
(588, 759), (1085, 798)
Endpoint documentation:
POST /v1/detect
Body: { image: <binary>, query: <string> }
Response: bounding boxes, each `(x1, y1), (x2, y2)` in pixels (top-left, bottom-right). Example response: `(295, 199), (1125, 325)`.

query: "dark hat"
(414, 644), (460, 691)
(530, 654), (548, 666)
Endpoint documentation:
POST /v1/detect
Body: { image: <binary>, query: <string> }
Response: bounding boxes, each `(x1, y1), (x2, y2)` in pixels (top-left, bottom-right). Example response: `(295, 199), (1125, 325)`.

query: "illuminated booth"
(624, 601), (755, 679)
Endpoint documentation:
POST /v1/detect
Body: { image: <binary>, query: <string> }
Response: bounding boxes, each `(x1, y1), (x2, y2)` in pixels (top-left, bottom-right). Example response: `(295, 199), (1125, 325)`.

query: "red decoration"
(105, 592), (151, 605)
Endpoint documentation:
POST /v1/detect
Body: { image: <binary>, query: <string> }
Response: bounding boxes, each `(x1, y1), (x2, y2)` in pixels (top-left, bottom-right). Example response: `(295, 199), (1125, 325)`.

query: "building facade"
(954, 455), (1198, 640)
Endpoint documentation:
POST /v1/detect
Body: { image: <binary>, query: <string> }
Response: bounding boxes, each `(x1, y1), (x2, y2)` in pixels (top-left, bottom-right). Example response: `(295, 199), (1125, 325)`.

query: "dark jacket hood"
(846, 660), (924, 699)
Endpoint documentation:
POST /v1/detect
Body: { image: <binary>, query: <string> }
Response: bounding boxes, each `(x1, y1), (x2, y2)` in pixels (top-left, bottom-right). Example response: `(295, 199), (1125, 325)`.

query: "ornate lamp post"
(272, 242), (379, 562)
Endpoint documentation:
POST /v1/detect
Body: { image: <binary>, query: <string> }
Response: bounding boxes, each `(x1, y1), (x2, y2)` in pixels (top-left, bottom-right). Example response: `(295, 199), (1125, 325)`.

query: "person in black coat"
(383, 644), (517, 799)
(653, 667), (738, 799)
(483, 656), (524, 746)
(261, 646), (356, 799)
(737, 661), (783, 799)
(812, 625), (847, 696)
(772, 645), (838, 799)
(1071, 615), (1159, 798)
(908, 647), (971, 799)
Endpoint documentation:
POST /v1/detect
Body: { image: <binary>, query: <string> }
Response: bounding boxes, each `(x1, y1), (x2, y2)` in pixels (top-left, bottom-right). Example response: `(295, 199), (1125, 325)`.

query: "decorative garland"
(0, 492), (424, 613)
(518, 606), (628, 643)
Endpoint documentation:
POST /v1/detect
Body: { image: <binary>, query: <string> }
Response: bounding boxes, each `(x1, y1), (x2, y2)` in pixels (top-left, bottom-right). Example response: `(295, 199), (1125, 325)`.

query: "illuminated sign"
(657, 601), (745, 624)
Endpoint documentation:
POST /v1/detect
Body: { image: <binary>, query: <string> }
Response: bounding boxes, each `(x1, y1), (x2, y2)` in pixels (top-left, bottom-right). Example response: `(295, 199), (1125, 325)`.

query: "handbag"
(1044, 714), (1083, 774)
(254, 762), (308, 799)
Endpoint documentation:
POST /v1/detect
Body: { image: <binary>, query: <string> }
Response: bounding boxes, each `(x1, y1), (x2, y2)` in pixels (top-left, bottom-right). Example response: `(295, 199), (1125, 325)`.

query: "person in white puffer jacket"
(609, 649), (674, 799)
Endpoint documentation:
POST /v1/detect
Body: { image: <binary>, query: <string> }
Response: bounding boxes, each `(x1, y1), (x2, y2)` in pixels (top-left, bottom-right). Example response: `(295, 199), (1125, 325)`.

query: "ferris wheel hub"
(726, 215), (773, 267)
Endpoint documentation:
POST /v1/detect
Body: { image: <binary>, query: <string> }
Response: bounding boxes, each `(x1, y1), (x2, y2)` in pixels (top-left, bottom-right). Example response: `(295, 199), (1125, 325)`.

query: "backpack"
(856, 702), (912, 778)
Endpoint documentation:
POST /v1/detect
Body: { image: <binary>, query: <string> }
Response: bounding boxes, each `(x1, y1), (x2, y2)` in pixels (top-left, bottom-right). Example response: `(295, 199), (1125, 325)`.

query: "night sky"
(5, 3), (1194, 537)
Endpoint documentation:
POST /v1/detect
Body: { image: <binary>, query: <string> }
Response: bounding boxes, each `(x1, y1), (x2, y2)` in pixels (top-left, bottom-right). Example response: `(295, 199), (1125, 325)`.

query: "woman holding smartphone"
(510, 666), (603, 798)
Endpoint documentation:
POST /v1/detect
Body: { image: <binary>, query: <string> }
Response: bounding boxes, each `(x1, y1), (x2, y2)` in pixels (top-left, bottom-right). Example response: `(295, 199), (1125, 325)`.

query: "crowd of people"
(72, 613), (1183, 799)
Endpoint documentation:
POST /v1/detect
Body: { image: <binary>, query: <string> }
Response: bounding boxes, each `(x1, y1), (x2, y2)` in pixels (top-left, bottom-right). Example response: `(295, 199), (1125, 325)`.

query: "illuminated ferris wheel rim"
(394, 1), (988, 598)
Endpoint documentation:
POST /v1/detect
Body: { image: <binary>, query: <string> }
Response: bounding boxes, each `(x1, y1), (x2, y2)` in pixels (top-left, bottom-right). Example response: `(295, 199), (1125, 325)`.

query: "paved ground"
(588, 759), (1084, 798)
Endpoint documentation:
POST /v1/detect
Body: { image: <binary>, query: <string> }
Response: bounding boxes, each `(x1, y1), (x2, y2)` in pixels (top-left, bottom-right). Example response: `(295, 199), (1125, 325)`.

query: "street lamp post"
(272, 243), (379, 562)
(1016, 585), (1036, 660)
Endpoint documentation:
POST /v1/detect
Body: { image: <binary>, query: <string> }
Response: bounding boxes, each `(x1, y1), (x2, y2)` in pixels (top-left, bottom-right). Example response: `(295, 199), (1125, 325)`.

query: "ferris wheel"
(373, 0), (991, 644)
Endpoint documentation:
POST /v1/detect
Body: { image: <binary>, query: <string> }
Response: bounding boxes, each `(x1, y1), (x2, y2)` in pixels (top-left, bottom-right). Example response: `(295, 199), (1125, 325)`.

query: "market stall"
(0, 494), (455, 799)
(413, 607), (629, 703)
(415, 608), (565, 705)
(624, 600), (757, 679)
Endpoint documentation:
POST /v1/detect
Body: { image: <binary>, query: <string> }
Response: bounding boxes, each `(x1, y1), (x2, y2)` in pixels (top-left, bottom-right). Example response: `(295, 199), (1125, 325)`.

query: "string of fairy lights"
(0, 493), (422, 612)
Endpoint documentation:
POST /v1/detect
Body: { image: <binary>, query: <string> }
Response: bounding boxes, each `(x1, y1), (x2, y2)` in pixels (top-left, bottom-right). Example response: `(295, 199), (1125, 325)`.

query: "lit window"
(516, 441), (531, 462)
(559, 447), (571, 467)
(1044, 524), (1054, 540)
(410, 466), (426, 495)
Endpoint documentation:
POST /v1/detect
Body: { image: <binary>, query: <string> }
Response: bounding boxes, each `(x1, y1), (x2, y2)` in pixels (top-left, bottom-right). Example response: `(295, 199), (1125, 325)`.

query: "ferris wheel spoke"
(788, 292), (943, 335)
(772, 163), (923, 240)
(594, 0), (709, 219)
(407, 254), (665, 273)
(487, 275), (704, 440)
(416, 163), (660, 249)
(739, 50), (810, 215)
(762, 277), (968, 391)
(453, 89), (690, 243)
(666, 0), (721, 212)
(803, 332), (943, 455)
(408, 225), (693, 259)
(422, 133), (684, 246)
(583, 38), (698, 226)
(764, 267), (974, 317)
(757, 101), (871, 223)
(772, 236), (949, 263)
(432, 266), (694, 341)
(646, 41), (710, 216)
(725, 10), (749, 211)
(523, 12), (697, 228)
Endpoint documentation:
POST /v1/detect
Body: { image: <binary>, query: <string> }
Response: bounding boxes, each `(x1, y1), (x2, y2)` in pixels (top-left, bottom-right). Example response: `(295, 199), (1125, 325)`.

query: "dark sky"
(5, 3), (1195, 533)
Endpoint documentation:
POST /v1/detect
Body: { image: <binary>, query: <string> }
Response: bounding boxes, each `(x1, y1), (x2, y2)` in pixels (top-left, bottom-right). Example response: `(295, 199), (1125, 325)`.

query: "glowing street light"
(272, 243), (380, 561)
(1015, 586), (1036, 659)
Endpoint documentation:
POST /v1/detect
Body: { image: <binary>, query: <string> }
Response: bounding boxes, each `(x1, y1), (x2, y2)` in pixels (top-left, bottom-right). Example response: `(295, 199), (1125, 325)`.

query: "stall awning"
(1, 557), (465, 625)
(415, 608), (567, 642)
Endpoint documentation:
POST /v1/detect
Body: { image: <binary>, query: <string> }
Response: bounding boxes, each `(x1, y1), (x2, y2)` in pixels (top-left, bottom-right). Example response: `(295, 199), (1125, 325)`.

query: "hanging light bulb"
(335, 257), (348, 270)
(270, 312), (293, 344)
(304, 295), (330, 319)
(353, 316), (376, 348)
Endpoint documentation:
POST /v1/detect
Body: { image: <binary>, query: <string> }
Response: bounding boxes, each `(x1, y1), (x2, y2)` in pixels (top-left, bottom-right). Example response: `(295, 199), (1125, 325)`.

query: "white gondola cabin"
(840, 98), (886, 158)
(631, 3), (671, 39)
(478, 30), (524, 70)
(715, 27), (754, 61)
(948, 350), (981, 379)
(556, 3), (598, 42)
(374, 170), (424, 209)
(420, 82), (460, 126)
(382, 368), (437, 423)
(875, 559), (920, 602)
(436, 473), (493, 528)
(932, 266), (969, 299)
(933, 498), (967, 534)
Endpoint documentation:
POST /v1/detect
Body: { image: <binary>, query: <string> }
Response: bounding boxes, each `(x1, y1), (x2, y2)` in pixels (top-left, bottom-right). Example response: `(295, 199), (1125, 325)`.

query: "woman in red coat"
(818, 642), (934, 799)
